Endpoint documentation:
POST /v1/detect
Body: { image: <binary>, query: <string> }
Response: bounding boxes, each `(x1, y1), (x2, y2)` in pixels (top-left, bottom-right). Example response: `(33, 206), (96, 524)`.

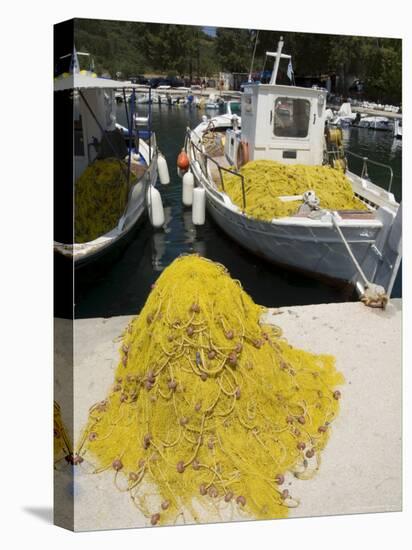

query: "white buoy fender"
(182, 171), (194, 206)
(157, 154), (170, 185)
(147, 186), (165, 228)
(192, 187), (206, 225)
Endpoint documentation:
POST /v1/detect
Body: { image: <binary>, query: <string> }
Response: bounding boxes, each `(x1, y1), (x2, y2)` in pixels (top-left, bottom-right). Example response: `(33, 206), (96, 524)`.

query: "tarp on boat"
(54, 73), (151, 92)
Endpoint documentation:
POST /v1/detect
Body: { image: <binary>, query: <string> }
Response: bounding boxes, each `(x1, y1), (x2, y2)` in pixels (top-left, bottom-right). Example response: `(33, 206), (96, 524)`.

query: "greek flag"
(287, 59), (294, 81)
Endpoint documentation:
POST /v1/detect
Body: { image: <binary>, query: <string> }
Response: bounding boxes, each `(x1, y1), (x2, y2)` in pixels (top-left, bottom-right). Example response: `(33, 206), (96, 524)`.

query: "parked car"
(349, 79), (365, 94)
(149, 76), (185, 88)
(149, 77), (166, 88)
(167, 76), (185, 88)
(128, 75), (149, 85)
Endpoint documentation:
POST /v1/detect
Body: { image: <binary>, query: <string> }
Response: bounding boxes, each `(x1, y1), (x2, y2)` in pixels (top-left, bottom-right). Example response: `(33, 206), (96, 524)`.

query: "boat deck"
(208, 154), (232, 188)
(202, 136), (377, 220)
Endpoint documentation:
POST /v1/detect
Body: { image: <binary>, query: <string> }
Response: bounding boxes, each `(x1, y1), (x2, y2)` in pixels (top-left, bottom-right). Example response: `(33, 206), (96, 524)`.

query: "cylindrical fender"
(157, 154), (170, 185)
(192, 187), (206, 225)
(182, 171), (194, 206)
(147, 186), (165, 228)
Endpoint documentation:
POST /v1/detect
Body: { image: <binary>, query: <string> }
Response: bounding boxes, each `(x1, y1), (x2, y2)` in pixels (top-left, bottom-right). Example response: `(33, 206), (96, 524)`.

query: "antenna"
(248, 30), (259, 82)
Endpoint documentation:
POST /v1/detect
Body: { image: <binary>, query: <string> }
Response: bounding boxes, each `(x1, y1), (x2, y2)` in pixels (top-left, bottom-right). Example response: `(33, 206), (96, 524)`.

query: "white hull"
(205, 191), (375, 283)
(184, 42), (401, 300)
(187, 123), (401, 295)
(356, 116), (392, 131)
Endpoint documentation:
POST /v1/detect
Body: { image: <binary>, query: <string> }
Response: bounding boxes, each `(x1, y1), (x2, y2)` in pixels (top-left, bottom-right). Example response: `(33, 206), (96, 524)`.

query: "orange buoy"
(177, 149), (190, 171)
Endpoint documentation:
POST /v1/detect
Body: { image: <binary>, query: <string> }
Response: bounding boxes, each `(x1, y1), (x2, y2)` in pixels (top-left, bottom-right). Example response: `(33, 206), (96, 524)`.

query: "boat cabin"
(239, 83), (327, 165)
(56, 71), (154, 180)
(54, 48), (156, 180)
(72, 81), (119, 179)
(55, 48), (125, 180)
(225, 38), (327, 168)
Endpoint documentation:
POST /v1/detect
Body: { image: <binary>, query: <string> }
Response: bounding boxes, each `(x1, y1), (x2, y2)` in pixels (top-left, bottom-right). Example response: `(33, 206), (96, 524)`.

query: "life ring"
(237, 140), (249, 168)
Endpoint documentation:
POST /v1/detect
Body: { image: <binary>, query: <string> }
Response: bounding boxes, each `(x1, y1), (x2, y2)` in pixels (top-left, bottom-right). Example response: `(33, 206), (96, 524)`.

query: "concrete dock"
(350, 106), (402, 120)
(55, 299), (402, 531)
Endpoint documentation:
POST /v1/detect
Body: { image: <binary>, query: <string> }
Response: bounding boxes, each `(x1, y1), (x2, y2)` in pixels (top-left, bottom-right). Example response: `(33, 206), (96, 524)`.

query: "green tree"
(215, 27), (254, 72)
(72, 19), (401, 102)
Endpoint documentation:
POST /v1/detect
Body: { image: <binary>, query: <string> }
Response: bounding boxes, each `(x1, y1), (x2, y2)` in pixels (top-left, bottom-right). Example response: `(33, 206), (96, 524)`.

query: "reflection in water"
(390, 138), (402, 159)
(342, 126), (401, 201)
(75, 104), (402, 319)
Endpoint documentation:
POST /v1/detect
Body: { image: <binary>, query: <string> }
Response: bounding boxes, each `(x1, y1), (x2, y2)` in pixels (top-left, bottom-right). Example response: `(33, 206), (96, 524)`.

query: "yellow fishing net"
(76, 255), (344, 526)
(75, 158), (130, 243)
(54, 401), (72, 466)
(221, 160), (367, 220)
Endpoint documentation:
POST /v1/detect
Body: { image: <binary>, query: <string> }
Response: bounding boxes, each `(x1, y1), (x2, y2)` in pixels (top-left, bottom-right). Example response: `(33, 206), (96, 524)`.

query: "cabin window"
(273, 98), (310, 138)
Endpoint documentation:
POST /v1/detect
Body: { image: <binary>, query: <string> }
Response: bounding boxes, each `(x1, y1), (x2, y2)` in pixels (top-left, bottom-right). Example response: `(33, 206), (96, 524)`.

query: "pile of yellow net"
(54, 401), (72, 466)
(77, 255), (344, 526)
(222, 160), (367, 220)
(75, 158), (130, 243)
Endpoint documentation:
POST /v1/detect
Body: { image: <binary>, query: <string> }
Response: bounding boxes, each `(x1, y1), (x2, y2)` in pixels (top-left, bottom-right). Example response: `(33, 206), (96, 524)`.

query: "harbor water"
(75, 103), (402, 319)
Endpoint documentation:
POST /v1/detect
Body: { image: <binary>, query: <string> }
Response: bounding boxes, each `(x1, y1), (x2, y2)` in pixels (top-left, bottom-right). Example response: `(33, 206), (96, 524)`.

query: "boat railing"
(186, 129), (247, 210)
(345, 149), (394, 193)
(149, 132), (157, 163)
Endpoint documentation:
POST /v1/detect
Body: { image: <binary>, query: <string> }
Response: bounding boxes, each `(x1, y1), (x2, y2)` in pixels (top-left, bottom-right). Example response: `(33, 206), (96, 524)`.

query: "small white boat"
(205, 93), (224, 110)
(328, 103), (364, 127)
(54, 49), (169, 267)
(135, 91), (156, 104)
(183, 38), (401, 306)
(157, 94), (188, 106)
(356, 116), (392, 131)
(205, 102), (220, 110)
(329, 115), (357, 128)
(116, 90), (154, 104)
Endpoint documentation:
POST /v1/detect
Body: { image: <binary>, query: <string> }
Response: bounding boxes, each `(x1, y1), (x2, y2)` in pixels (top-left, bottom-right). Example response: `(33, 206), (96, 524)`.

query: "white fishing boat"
(182, 38), (401, 306)
(205, 93), (224, 110)
(205, 102), (221, 110)
(355, 115), (392, 131)
(328, 102), (358, 127)
(157, 93), (188, 106)
(136, 91), (155, 104)
(54, 49), (169, 268)
(328, 115), (355, 128)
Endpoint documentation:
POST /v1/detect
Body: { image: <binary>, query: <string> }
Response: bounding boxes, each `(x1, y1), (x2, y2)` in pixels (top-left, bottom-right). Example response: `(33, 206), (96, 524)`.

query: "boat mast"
(70, 46), (80, 74)
(269, 36), (284, 85)
(248, 30), (259, 82)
